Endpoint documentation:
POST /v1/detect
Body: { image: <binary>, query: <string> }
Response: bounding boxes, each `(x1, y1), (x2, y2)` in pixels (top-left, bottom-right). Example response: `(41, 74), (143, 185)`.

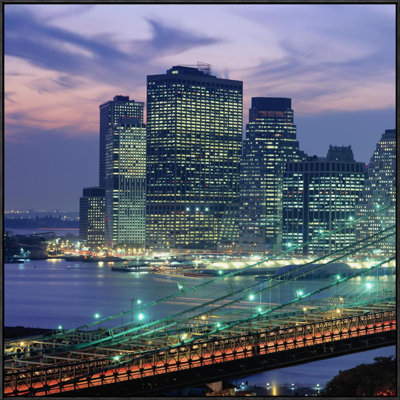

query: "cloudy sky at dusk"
(5, 4), (395, 211)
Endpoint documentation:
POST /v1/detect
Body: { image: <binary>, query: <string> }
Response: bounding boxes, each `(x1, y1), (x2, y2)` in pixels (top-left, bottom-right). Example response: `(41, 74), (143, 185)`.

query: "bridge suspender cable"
(20, 226), (393, 355)
(19, 255), (394, 398)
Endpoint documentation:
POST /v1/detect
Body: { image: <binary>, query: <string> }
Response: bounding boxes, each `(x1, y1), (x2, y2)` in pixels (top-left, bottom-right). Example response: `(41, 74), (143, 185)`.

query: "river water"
(4, 258), (395, 387)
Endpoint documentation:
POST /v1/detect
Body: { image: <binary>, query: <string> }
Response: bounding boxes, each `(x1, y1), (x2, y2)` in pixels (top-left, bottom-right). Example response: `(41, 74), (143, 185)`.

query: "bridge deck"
(4, 310), (396, 396)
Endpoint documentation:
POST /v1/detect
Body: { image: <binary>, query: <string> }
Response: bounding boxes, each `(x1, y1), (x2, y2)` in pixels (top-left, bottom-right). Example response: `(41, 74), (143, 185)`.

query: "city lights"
(4, 17), (395, 397)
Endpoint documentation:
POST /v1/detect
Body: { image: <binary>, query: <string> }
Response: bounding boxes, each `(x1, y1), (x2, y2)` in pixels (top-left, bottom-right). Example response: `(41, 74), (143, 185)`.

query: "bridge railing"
(4, 309), (395, 397)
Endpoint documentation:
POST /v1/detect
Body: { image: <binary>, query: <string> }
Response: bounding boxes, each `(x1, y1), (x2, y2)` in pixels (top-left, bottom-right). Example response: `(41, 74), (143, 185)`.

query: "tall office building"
(239, 98), (305, 253)
(146, 65), (243, 249)
(99, 96), (144, 188)
(100, 96), (146, 248)
(355, 129), (396, 257)
(79, 187), (105, 250)
(282, 146), (366, 255)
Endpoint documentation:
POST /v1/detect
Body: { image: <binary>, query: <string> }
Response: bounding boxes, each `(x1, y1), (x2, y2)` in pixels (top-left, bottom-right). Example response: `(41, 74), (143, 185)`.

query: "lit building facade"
(99, 96), (144, 188)
(146, 65), (242, 249)
(282, 146), (366, 255)
(100, 96), (146, 248)
(239, 98), (305, 253)
(355, 129), (396, 257)
(79, 187), (105, 250)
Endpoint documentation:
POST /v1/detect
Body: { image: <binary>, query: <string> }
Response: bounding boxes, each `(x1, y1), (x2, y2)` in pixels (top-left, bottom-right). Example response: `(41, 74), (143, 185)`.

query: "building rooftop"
(251, 97), (292, 111)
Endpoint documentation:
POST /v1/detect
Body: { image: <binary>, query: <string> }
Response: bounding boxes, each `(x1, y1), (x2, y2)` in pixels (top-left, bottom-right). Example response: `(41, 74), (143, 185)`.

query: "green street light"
(349, 216), (354, 221)
(366, 282), (373, 290)
(287, 242), (293, 248)
(216, 322), (221, 328)
(113, 355), (121, 362)
(94, 313), (100, 319)
(58, 325), (63, 330)
(136, 299), (142, 305)
(296, 289), (304, 297)
(336, 274), (341, 280)
(218, 270), (223, 275)
(249, 294), (255, 301)
(257, 307), (262, 313)
(138, 313), (145, 321)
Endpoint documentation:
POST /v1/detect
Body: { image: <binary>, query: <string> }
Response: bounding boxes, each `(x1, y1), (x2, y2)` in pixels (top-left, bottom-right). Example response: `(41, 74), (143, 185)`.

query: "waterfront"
(5, 227), (79, 237)
(5, 258), (395, 388)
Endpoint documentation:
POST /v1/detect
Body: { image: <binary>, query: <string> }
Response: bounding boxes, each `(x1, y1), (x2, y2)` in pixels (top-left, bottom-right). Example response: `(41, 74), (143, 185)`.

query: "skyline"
(5, 4), (395, 210)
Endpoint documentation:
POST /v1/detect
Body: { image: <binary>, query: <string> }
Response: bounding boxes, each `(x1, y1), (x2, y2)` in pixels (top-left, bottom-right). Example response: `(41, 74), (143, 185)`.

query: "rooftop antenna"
(196, 61), (211, 75)
(180, 62), (212, 75)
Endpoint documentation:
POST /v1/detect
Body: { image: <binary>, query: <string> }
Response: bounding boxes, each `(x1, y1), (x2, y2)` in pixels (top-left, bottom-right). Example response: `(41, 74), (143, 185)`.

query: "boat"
(112, 263), (149, 272)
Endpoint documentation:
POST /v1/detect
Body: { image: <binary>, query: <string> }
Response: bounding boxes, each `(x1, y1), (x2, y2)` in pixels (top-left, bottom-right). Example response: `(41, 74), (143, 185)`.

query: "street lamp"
(94, 313), (100, 319)
(138, 313), (145, 321)
(248, 294), (255, 301)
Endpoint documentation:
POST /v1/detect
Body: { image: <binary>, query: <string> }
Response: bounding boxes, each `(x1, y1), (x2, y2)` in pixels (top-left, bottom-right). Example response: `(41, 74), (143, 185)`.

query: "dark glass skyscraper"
(146, 65), (243, 249)
(99, 96), (146, 248)
(239, 97), (305, 253)
(282, 146), (366, 255)
(355, 129), (396, 257)
(79, 187), (105, 250)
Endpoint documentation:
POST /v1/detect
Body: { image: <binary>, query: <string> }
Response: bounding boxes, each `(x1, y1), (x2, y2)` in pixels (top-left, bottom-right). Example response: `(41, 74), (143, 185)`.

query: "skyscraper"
(79, 187), (105, 250)
(282, 146), (366, 255)
(99, 96), (146, 248)
(239, 97), (305, 253)
(146, 65), (243, 249)
(355, 129), (396, 257)
(99, 96), (144, 188)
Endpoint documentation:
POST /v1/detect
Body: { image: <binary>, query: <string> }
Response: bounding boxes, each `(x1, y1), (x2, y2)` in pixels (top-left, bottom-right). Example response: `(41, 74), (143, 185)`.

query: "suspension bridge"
(4, 205), (396, 396)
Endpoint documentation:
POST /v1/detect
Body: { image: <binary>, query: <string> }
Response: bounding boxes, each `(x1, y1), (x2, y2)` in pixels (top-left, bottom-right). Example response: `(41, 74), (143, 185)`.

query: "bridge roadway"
(4, 309), (396, 396)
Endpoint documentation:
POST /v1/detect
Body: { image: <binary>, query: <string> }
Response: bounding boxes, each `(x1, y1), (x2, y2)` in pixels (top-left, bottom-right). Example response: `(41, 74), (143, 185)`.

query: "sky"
(4, 4), (396, 211)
